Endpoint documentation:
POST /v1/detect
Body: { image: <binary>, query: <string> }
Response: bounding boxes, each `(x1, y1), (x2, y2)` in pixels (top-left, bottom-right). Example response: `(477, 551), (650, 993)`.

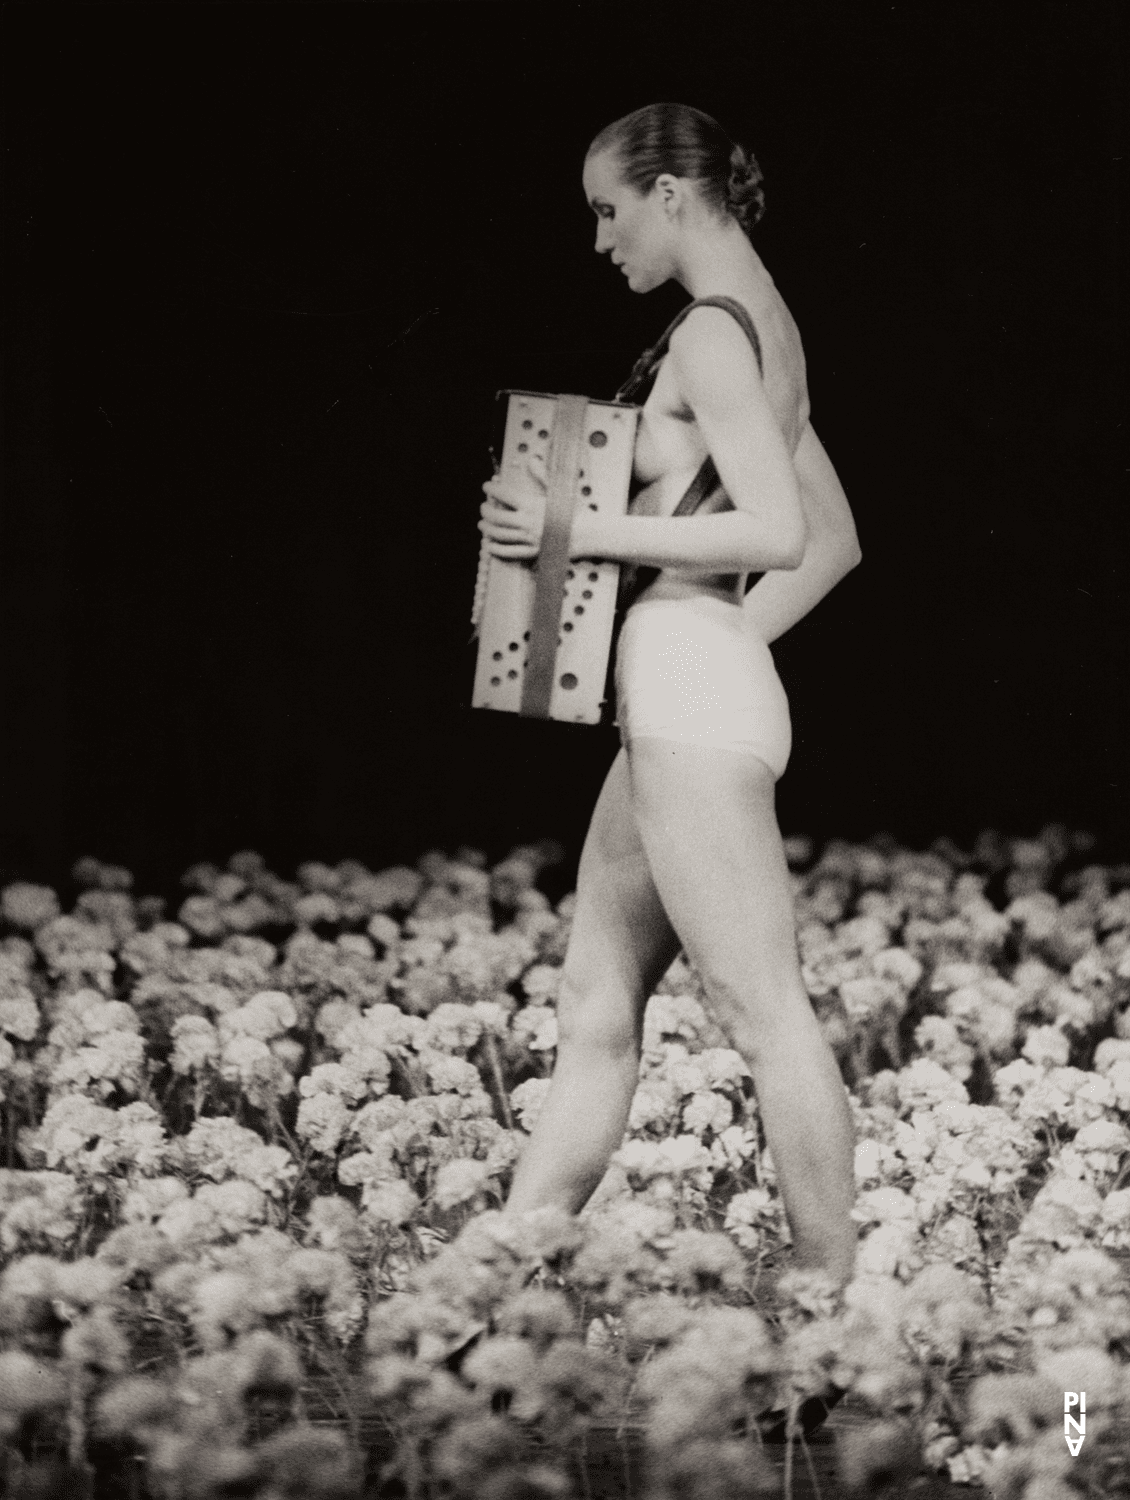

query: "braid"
(725, 142), (766, 233)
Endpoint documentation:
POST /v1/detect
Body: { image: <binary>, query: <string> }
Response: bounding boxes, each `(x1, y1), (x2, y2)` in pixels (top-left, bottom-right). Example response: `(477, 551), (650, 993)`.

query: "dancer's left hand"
(480, 454), (547, 559)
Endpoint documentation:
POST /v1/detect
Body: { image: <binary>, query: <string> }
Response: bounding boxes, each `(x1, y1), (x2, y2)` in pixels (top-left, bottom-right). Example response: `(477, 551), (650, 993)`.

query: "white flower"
(170, 1016), (220, 1076)
(896, 1058), (969, 1113)
(519, 963), (562, 1003)
(433, 1158), (491, 1210)
(511, 1006), (558, 1052)
(362, 1179), (420, 1226)
(1021, 1025), (1071, 1068)
(220, 990), (297, 1042)
(722, 1187), (780, 1251)
(696, 1048), (750, 1091)
(854, 1140), (885, 1184)
(1094, 1037), (1130, 1076)
(424, 1002), (484, 1054)
(509, 1078), (550, 1133)
(871, 948), (924, 989)
(681, 1091), (733, 1137)
(1100, 1188), (1130, 1236)
(709, 1125), (756, 1171)
(657, 1135), (713, 1178)
(218, 1034), (293, 1107)
(424, 1053), (484, 1096)
(299, 1062), (370, 1104)
(0, 993), (39, 1042)
(1, 883), (62, 930)
(914, 1016), (974, 1081)
(854, 1187), (916, 1226)
(856, 1221), (921, 1278)
(628, 1080), (678, 1133)
(296, 1093), (352, 1154)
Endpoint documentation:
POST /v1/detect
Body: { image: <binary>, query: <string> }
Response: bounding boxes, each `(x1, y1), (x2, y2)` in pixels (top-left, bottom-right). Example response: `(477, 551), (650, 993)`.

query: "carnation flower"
(854, 1187), (917, 1226)
(709, 1124), (757, 1171)
(23, 1095), (167, 1177)
(895, 1058), (969, 1113)
(167, 1014), (219, 1077)
(433, 1158), (492, 1210)
(722, 1188), (778, 1252)
(50, 1027), (147, 1098)
(121, 1176), (189, 1223)
(362, 1179), (421, 1227)
(303, 1195), (370, 1256)
(218, 1033), (293, 1107)
(1021, 1025), (1071, 1068)
(681, 1091), (733, 1137)
(914, 1016), (974, 1081)
(510, 1078), (551, 1133)
(1, 882), (62, 931)
(221, 989), (297, 1042)
(159, 1179), (268, 1247)
(295, 892), (342, 927)
(299, 1061), (370, 1104)
(425, 1052), (487, 1097)
(521, 964), (562, 1003)
(178, 894), (228, 939)
(0, 992), (40, 1041)
(0, 1349), (68, 1437)
(855, 1221), (922, 1279)
(0, 1169), (85, 1255)
(425, 1002), (484, 1054)
(296, 1092), (352, 1154)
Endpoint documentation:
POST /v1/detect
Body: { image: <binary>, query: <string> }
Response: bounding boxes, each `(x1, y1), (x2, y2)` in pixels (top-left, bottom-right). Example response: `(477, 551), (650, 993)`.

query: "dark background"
(3, 0), (1127, 896)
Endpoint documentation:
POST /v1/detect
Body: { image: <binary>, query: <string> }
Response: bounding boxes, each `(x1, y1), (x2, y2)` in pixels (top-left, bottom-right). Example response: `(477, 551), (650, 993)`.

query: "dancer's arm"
(481, 308), (807, 574)
(741, 423), (861, 644)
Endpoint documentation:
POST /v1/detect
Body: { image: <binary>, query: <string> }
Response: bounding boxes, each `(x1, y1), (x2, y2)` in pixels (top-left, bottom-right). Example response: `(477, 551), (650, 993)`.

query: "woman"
(480, 105), (861, 1312)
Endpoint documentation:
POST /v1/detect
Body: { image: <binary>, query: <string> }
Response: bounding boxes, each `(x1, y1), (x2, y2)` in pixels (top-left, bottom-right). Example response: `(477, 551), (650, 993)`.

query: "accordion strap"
(614, 296), (765, 615)
(521, 394), (589, 718)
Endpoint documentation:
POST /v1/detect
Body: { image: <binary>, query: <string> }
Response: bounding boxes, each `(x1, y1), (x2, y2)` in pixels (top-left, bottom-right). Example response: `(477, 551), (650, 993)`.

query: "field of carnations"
(2, 827), (1129, 1500)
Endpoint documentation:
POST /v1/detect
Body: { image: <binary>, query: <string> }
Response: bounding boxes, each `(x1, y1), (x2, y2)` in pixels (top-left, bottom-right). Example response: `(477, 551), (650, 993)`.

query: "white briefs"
(614, 594), (792, 779)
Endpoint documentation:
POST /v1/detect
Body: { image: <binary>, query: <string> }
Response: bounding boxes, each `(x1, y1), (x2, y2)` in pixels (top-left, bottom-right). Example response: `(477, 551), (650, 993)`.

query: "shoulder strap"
(614, 297), (764, 613)
(658, 295), (764, 376)
(615, 295), (764, 402)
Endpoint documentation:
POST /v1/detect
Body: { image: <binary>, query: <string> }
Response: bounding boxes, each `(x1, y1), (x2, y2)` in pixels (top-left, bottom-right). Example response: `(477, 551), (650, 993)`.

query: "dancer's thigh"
(559, 748), (681, 1052)
(625, 739), (805, 1032)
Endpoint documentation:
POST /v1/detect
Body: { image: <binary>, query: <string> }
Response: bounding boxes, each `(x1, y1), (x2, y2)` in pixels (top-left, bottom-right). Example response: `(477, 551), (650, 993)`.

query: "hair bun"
(726, 142), (765, 232)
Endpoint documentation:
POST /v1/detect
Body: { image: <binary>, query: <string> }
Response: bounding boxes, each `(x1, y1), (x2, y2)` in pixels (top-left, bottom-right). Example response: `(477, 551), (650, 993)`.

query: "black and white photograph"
(1, 3), (1127, 1497)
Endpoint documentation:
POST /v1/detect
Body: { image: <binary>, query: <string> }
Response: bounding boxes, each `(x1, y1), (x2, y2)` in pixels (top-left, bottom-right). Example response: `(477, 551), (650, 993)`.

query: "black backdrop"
(3, 0), (1127, 896)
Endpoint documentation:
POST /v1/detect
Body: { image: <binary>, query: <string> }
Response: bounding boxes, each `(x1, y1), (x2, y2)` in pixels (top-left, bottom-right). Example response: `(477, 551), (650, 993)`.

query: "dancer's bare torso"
(629, 251), (811, 604)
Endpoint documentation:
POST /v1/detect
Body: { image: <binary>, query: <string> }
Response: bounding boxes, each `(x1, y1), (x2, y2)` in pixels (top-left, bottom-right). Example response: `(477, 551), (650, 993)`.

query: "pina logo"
(1064, 1391), (1086, 1456)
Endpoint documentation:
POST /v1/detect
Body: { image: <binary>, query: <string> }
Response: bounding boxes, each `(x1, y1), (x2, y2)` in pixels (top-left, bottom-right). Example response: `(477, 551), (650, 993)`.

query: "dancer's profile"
(479, 102), (863, 1437)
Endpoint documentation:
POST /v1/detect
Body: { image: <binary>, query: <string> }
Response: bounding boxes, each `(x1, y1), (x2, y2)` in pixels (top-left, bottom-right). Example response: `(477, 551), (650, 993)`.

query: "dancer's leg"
(627, 739), (857, 1285)
(506, 749), (681, 1214)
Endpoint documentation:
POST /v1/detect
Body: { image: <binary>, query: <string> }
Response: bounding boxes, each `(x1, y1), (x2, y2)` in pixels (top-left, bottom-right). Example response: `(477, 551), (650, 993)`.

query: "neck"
(670, 216), (759, 298)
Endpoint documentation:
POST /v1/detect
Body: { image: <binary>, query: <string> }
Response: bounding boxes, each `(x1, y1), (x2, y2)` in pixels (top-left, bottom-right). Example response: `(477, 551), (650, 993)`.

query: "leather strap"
(520, 394), (588, 719)
(614, 297), (765, 614)
(616, 294), (763, 403)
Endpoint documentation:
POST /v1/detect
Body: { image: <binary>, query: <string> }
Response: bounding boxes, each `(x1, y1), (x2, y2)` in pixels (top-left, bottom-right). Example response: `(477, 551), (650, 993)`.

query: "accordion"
(471, 391), (639, 725)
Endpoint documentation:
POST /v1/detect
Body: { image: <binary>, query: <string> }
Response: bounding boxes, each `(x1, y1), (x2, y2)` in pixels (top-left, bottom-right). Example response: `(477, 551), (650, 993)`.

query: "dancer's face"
(583, 151), (674, 294)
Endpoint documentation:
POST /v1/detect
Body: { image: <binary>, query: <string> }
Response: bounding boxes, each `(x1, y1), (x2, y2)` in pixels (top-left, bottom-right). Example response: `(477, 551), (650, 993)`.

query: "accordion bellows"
(472, 392), (639, 725)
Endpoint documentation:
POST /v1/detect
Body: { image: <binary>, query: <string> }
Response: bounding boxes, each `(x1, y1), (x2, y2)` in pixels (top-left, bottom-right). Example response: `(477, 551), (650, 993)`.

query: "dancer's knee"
(696, 964), (818, 1067)
(555, 972), (641, 1061)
